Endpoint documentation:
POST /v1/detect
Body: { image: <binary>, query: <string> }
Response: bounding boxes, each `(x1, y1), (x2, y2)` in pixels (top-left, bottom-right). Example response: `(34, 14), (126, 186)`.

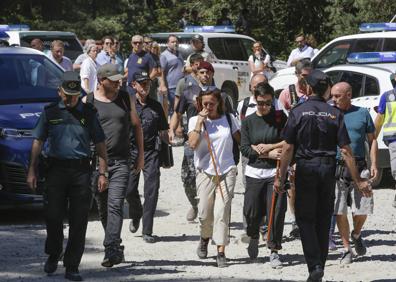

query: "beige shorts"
(334, 179), (374, 215)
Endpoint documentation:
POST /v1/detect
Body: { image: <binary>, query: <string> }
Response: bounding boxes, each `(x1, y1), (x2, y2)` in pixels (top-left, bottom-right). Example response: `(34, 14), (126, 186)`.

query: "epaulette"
(44, 101), (58, 109)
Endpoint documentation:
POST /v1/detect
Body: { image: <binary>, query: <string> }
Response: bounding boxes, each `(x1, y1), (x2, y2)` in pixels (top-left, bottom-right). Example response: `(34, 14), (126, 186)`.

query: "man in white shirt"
(48, 40), (73, 71)
(287, 34), (315, 67)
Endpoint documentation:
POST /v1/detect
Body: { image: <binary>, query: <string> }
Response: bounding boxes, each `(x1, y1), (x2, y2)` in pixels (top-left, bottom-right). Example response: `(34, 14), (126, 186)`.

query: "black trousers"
(244, 176), (287, 250)
(295, 158), (336, 272)
(126, 149), (160, 235)
(44, 161), (91, 268)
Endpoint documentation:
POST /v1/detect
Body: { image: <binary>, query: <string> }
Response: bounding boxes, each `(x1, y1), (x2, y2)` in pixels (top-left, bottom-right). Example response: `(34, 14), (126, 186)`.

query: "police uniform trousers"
(181, 142), (198, 208)
(126, 148), (160, 235)
(44, 158), (91, 269)
(295, 157), (336, 272)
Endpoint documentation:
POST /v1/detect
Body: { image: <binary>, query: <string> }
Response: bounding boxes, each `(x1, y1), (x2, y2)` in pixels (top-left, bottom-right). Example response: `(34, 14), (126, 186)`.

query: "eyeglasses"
(104, 41), (113, 45)
(256, 100), (272, 107)
(132, 41), (143, 45)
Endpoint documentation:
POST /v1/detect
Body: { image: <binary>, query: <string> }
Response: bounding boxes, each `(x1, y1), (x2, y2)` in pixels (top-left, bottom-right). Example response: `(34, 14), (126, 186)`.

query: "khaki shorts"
(334, 179), (374, 215)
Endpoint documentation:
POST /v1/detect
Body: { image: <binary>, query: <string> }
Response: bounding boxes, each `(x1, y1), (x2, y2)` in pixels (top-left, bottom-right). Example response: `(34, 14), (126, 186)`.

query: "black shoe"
(289, 222), (300, 239)
(307, 265), (324, 282)
(129, 219), (140, 233)
(143, 234), (156, 243)
(351, 231), (367, 256)
(196, 237), (209, 259)
(216, 252), (227, 268)
(65, 268), (83, 281)
(101, 247), (123, 268)
(44, 255), (59, 274)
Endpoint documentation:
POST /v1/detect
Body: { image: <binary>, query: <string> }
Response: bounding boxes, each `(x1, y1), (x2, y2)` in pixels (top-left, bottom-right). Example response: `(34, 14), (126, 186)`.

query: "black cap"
(305, 69), (331, 88)
(132, 71), (150, 83)
(191, 34), (204, 43)
(61, 71), (81, 96)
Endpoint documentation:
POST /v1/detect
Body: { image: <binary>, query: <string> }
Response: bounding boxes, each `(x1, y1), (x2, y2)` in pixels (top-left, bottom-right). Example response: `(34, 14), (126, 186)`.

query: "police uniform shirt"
(33, 100), (105, 159)
(126, 51), (155, 85)
(132, 97), (169, 149)
(282, 96), (350, 159)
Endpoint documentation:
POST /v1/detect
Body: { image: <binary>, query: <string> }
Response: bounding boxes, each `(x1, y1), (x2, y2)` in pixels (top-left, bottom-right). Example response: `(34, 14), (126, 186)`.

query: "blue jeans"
(167, 88), (176, 116)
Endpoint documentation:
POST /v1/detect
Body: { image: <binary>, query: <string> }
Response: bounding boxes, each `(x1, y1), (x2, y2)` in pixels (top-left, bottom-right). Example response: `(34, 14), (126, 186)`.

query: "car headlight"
(0, 128), (33, 138)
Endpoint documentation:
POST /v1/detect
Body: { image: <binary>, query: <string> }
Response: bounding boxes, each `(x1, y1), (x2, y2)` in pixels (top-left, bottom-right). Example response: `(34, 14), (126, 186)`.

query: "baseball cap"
(191, 34), (204, 43)
(97, 63), (123, 81)
(197, 61), (215, 73)
(60, 71), (81, 96)
(132, 71), (150, 83)
(305, 69), (331, 88)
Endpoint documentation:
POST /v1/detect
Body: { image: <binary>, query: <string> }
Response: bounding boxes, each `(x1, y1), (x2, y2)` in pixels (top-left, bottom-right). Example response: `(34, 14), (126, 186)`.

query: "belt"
(297, 156), (336, 165)
(49, 157), (90, 167)
(107, 159), (128, 166)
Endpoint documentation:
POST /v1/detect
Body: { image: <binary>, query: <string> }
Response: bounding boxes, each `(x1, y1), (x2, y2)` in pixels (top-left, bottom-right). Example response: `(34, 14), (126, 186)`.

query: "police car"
(270, 23), (396, 93)
(1, 24), (83, 62)
(0, 47), (63, 207)
(151, 26), (287, 108)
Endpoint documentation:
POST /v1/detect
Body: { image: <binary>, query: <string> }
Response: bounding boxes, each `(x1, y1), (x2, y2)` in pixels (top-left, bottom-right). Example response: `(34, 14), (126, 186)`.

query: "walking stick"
(267, 159), (280, 242)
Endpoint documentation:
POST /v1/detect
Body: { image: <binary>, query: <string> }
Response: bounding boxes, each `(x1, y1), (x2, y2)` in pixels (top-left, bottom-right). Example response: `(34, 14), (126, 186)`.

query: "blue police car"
(0, 47), (63, 207)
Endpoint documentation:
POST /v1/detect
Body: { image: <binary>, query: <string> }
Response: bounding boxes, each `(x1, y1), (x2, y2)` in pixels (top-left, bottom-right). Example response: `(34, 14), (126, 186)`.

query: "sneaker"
(289, 222), (300, 239)
(44, 255), (59, 274)
(129, 218), (140, 233)
(186, 206), (198, 221)
(340, 250), (352, 264)
(351, 231), (366, 256)
(216, 252), (227, 268)
(65, 268), (82, 281)
(143, 234), (156, 243)
(328, 236), (337, 251)
(101, 247), (123, 268)
(196, 237), (209, 259)
(247, 238), (259, 259)
(269, 252), (283, 269)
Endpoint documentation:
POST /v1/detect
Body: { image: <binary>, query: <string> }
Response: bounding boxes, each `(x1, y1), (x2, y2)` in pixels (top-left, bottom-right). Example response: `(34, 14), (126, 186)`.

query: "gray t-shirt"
(160, 49), (184, 89)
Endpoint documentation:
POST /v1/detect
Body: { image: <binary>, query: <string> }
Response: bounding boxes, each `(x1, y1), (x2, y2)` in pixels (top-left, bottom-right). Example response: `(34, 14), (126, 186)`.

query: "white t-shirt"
(248, 54), (270, 78)
(188, 114), (240, 175)
(80, 57), (98, 93)
(286, 45), (315, 67)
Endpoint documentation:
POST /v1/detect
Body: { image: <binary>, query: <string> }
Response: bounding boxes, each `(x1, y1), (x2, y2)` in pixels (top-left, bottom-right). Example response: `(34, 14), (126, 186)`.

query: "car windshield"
(20, 35), (83, 62)
(0, 53), (63, 104)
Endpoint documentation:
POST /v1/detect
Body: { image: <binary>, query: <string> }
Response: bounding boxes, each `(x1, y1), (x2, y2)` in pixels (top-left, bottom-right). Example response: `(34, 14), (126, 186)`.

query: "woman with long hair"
(188, 88), (240, 268)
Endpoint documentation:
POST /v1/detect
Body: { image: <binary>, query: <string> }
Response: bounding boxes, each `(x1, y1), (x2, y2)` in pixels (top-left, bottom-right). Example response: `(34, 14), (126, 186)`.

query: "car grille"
(0, 162), (44, 195)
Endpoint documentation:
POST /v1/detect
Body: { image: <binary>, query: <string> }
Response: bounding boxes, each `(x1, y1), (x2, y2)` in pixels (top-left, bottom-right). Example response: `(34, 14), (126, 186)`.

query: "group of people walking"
(24, 31), (395, 282)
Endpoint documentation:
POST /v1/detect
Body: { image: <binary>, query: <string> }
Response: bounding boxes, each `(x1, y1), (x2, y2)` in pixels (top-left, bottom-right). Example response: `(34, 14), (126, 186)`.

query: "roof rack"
(347, 52), (396, 64)
(359, 23), (396, 32)
(184, 25), (235, 33)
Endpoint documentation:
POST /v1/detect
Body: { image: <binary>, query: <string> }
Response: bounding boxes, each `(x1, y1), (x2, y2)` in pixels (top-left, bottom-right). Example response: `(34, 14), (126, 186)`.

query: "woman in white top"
(248, 41), (270, 78)
(188, 88), (240, 268)
(80, 44), (98, 93)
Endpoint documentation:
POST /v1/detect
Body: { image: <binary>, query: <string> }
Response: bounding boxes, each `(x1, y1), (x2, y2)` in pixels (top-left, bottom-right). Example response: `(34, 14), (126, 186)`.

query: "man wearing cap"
(83, 63), (144, 267)
(159, 34), (184, 116)
(27, 71), (108, 281)
(184, 34), (214, 74)
(374, 71), (396, 208)
(275, 70), (371, 281)
(125, 71), (169, 243)
(169, 61), (233, 222)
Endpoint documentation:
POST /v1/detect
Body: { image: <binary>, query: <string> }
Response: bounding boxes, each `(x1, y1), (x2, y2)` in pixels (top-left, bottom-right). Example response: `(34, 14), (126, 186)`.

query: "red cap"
(197, 61), (214, 73)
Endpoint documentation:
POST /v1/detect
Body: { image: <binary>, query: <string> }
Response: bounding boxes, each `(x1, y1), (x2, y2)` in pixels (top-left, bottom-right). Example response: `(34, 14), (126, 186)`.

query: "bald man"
(331, 82), (378, 264)
(30, 39), (44, 52)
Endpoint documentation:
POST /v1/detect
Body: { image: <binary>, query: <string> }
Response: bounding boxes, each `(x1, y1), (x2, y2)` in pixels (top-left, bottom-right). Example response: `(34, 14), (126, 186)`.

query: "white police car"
(151, 26), (286, 108)
(270, 22), (396, 93)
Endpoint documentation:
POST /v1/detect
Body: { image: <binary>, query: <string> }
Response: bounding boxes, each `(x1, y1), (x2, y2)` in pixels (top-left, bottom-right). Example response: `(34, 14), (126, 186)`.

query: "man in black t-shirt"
(126, 71), (169, 243)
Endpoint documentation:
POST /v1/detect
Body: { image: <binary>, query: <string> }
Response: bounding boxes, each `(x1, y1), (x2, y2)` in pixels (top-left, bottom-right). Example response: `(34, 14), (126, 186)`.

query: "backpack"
(289, 84), (299, 108)
(225, 113), (240, 165)
(239, 97), (250, 120)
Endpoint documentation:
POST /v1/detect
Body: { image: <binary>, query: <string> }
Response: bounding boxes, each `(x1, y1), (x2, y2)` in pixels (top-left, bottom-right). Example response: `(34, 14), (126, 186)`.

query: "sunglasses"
(144, 41), (153, 44)
(132, 41), (143, 45)
(256, 100), (272, 107)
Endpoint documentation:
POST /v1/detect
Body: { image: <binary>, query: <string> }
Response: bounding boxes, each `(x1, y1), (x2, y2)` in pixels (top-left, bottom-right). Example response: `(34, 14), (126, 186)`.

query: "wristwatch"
(99, 172), (109, 178)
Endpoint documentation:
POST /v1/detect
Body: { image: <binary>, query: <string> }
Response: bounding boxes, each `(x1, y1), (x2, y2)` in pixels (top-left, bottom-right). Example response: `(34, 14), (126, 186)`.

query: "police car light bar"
(184, 25), (235, 33)
(0, 24), (30, 31)
(347, 52), (396, 64)
(359, 23), (396, 32)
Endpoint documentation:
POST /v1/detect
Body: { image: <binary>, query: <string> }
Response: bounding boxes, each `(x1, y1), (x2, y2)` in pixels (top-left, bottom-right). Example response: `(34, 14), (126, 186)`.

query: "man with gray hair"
(48, 40), (73, 71)
(73, 39), (96, 71)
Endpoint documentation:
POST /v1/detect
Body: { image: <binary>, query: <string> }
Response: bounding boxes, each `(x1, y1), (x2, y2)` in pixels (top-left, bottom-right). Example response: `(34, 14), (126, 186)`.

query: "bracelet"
(193, 129), (201, 134)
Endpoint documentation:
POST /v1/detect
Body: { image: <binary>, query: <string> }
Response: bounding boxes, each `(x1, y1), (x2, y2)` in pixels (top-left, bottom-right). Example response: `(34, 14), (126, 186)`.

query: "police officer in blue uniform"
(274, 70), (371, 282)
(126, 71), (169, 243)
(27, 71), (108, 281)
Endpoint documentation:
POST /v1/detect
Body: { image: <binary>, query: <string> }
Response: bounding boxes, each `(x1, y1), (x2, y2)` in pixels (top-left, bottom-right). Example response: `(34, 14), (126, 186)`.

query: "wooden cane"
(267, 159), (280, 242)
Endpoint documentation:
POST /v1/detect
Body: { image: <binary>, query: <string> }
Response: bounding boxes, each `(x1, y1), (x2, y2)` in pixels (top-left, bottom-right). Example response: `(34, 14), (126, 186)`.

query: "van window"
(326, 71), (343, 85)
(208, 38), (227, 60)
(315, 40), (352, 69)
(339, 71), (364, 98)
(352, 39), (380, 53)
(20, 35), (83, 62)
(382, 38), (396, 51)
(223, 38), (247, 61)
(364, 75), (379, 96)
(240, 38), (255, 58)
(0, 54), (62, 103)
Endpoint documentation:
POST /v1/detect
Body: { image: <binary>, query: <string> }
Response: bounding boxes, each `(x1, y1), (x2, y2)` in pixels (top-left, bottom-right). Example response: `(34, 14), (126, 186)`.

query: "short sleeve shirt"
(278, 83), (309, 111)
(282, 96), (350, 159)
(126, 50), (155, 85)
(286, 45), (315, 67)
(160, 49), (184, 89)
